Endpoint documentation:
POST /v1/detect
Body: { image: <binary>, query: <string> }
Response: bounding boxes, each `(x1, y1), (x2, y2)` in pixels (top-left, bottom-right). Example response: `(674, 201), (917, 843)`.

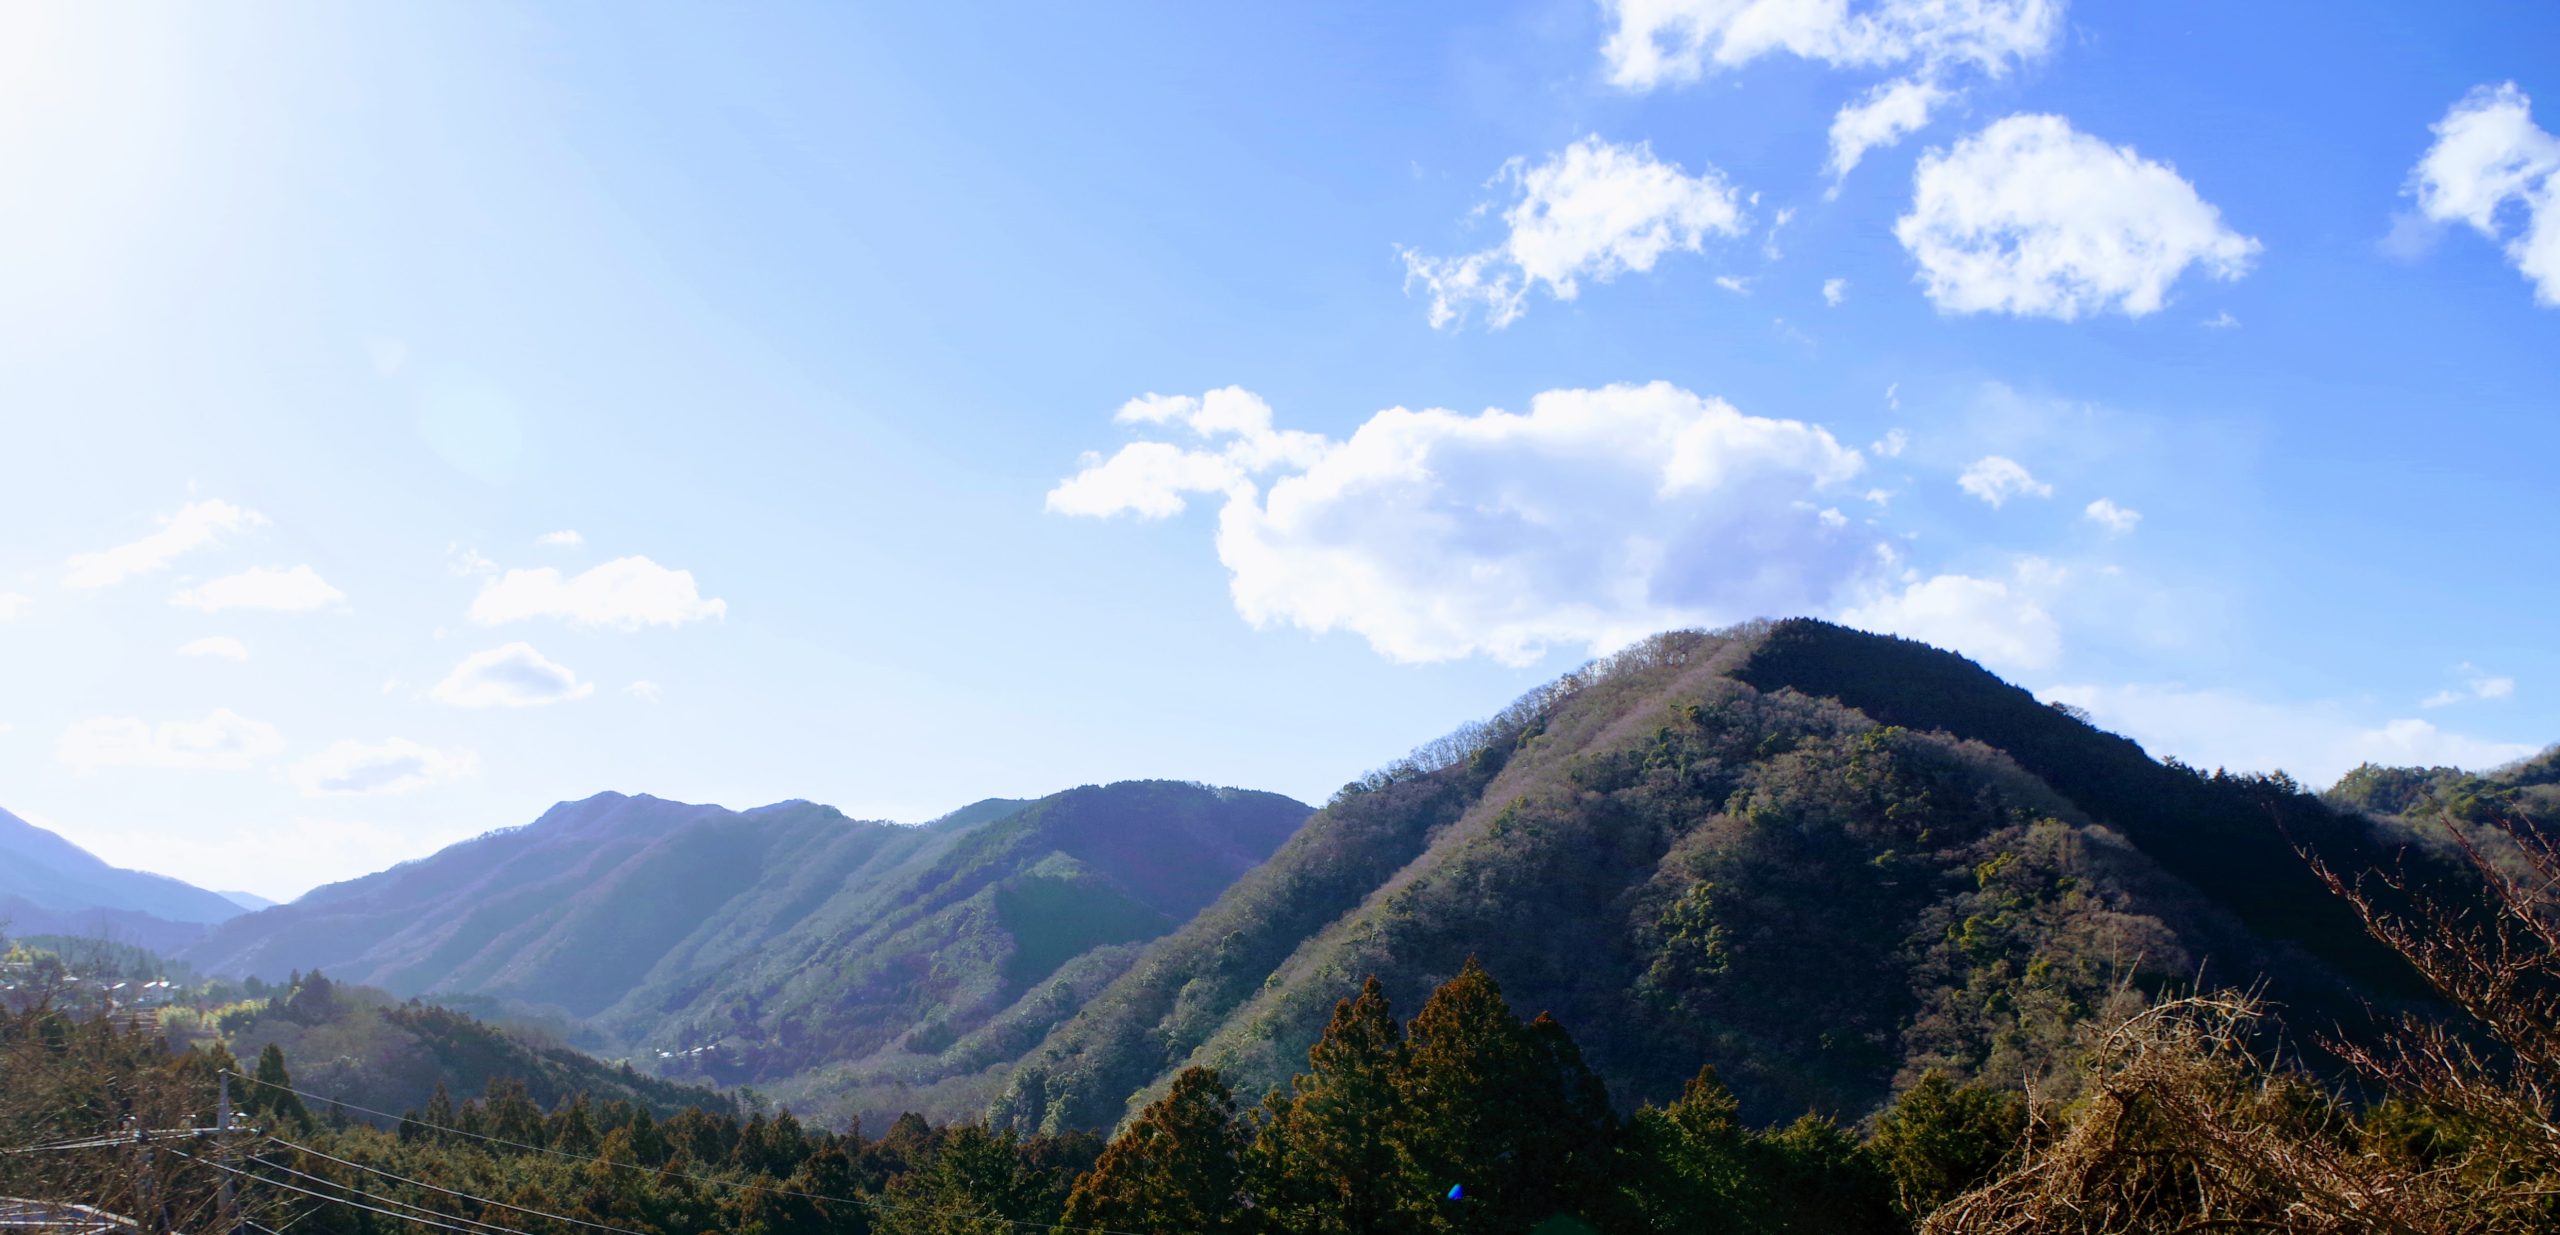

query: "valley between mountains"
(115, 618), (2508, 1136)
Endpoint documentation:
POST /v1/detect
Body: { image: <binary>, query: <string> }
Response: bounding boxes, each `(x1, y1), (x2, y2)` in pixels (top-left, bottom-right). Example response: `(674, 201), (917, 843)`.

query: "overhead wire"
(226, 1070), (1156, 1235)
(165, 1150), (519, 1235)
(261, 1137), (654, 1235)
(240, 1153), (539, 1235)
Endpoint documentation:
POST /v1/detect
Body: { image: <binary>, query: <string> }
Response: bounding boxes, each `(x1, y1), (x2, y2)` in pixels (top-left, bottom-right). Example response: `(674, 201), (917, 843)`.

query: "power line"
(164, 1151), (516, 1235)
(262, 1138), (653, 1235)
(225, 1071), (1156, 1235)
(234, 1152), (537, 1235)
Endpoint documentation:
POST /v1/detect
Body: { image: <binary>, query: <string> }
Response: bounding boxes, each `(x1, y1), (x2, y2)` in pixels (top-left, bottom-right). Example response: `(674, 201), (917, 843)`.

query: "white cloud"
(1047, 387), (1328, 519)
(1958, 455), (2052, 506)
(447, 544), (499, 577)
(1897, 114), (2260, 319)
(1601, 0), (2061, 90)
(287, 738), (479, 797)
(1714, 274), (1754, 294)
(2202, 310), (2240, 329)
(625, 680), (664, 702)
(2421, 662), (2516, 710)
(467, 556), (726, 631)
(2409, 82), (2560, 304)
(2083, 498), (2141, 534)
(431, 642), (595, 708)
(1400, 136), (1747, 329)
(1840, 568), (2061, 672)
(171, 565), (345, 612)
(57, 709), (286, 773)
(0, 593), (26, 620)
(1830, 76), (1952, 181)
(536, 529), (586, 548)
(1871, 428), (1908, 457)
(177, 636), (250, 661)
(1053, 381), (1877, 665)
(1823, 277), (1850, 306)
(64, 499), (267, 589)
(2045, 682), (2539, 786)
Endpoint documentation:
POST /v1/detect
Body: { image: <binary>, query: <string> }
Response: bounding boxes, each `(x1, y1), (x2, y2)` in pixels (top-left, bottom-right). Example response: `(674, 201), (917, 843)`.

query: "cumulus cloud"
(58, 709), (286, 773)
(288, 738), (479, 797)
(171, 565), (346, 612)
(65, 499), (266, 589)
(2422, 663), (2516, 710)
(2408, 82), (2560, 304)
(431, 643), (595, 708)
(1823, 277), (1850, 306)
(1046, 388), (1327, 518)
(1958, 455), (2052, 506)
(467, 556), (726, 631)
(2083, 498), (2141, 534)
(1839, 566), (2061, 672)
(1872, 428), (1908, 457)
(1897, 114), (2260, 318)
(2045, 681), (2539, 786)
(1052, 381), (1877, 665)
(1400, 136), (1747, 329)
(1830, 77), (1952, 181)
(177, 636), (250, 661)
(1601, 0), (2061, 90)
(536, 529), (586, 549)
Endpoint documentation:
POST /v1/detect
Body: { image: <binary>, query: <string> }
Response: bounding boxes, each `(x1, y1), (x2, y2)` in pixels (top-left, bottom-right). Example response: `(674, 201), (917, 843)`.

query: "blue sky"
(2, 2), (2555, 900)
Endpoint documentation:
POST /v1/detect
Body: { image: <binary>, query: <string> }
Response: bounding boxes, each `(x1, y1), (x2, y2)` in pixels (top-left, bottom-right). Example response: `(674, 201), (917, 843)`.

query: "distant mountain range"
(180, 781), (1313, 1123)
(0, 806), (249, 951)
(32, 618), (2540, 1136)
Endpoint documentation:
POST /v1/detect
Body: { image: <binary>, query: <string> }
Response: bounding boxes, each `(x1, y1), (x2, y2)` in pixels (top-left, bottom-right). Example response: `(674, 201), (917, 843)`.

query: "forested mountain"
(993, 619), (2445, 1134)
(181, 782), (1312, 1127)
(169, 620), (2491, 1138)
(0, 806), (247, 951)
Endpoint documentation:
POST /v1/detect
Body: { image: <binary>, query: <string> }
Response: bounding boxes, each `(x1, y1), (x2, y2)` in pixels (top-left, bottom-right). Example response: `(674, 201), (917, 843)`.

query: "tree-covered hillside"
(995, 620), (2444, 1134)
(182, 781), (1312, 1130)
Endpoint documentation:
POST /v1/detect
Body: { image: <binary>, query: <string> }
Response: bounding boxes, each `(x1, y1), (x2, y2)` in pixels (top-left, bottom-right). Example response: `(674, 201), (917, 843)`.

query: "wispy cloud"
(65, 499), (266, 589)
(1401, 136), (1746, 329)
(171, 565), (346, 612)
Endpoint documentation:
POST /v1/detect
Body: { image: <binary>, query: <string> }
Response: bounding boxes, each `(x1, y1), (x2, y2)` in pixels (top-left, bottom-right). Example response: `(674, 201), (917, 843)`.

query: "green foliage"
(1867, 1071), (2025, 1220)
(1613, 1067), (1756, 1233)
(1247, 976), (1416, 1235)
(874, 1124), (1065, 1235)
(1388, 960), (1615, 1233)
(1060, 1067), (1249, 1234)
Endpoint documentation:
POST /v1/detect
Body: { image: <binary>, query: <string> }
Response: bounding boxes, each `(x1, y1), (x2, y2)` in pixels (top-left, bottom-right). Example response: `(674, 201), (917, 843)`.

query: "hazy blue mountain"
(0, 807), (247, 950)
(218, 890), (279, 912)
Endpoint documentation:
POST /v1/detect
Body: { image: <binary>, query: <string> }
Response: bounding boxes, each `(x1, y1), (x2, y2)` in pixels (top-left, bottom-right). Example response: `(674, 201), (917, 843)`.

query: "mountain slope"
(0, 807), (247, 949)
(993, 620), (2440, 1133)
(183, 782), (1312, 1125)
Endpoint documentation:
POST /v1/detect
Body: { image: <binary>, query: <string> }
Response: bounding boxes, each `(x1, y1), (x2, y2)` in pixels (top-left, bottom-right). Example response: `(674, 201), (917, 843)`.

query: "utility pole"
(215, 1075), (240, 1235)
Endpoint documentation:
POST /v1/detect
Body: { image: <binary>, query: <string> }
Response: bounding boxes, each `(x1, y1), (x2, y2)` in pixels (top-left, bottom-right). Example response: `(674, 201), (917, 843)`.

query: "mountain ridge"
(0, 807), (248, 950)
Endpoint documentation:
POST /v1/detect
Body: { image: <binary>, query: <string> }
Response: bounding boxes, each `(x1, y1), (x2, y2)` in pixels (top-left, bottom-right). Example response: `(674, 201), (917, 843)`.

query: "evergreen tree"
(251, 1042), (310, 1127)
(1392, 958), (1612, 1234)
(875, 1123), (1058, 1235)
(1063, 1066), (1249, 1234)
(423, 1081), (458, 1142)
(1745, 1114), (1899, 1235)
(1867, 1071), (2025, 1220)
(1247, 976), (1416, 1235)
(1615, 1066), (1760, 1234)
